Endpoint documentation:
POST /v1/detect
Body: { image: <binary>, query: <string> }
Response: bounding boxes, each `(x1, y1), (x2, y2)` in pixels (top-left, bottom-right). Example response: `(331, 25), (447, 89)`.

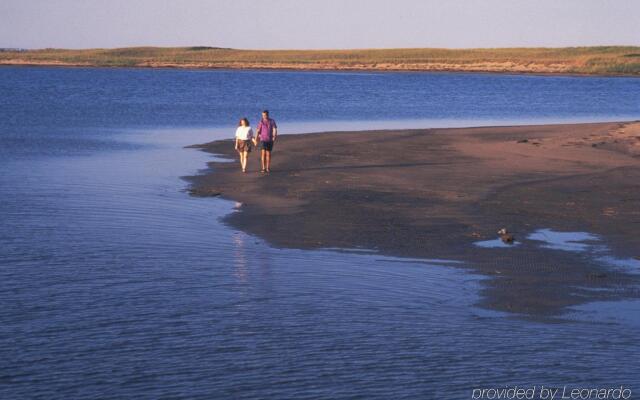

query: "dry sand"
(185, 121), (640, 316)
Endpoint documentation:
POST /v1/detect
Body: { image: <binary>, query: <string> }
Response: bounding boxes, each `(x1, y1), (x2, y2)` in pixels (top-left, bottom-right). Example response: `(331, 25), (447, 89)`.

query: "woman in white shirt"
(234, 118), (254, 173)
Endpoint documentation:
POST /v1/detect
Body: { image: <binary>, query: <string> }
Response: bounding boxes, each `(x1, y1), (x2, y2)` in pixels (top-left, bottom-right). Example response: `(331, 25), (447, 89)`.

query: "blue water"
(1, 67), (639, 399)
(3, 66), (640, 160)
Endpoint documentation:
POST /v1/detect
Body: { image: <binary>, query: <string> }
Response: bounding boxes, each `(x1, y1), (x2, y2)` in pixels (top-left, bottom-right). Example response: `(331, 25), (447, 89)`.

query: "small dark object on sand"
(497, 228), (515, 244)
(517, 139), (529, 143)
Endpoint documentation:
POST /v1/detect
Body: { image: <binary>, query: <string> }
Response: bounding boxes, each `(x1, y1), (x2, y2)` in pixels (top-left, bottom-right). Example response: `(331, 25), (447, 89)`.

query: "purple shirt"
(256, 118), (277, 142)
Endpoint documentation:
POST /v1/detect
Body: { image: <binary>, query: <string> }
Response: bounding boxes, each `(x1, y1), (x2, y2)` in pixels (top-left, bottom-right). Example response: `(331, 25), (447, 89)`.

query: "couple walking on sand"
(234, 110), (277, 173)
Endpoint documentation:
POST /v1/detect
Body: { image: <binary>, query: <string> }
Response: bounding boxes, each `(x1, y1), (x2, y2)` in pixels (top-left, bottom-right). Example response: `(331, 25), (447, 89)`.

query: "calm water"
(1, 67), (639, 399)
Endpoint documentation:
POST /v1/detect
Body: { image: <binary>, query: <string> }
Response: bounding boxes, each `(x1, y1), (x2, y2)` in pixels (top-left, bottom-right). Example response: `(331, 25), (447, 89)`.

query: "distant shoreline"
(2, 46), (640, 76)
(3, 60), (640, 78)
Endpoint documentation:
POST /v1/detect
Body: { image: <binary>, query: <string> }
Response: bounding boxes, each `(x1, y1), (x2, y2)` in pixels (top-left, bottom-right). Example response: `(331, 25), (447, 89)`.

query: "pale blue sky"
(1, 0), (639, 49)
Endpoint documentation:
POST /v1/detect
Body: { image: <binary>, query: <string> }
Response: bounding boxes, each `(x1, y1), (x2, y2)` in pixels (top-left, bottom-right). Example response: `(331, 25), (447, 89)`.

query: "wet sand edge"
(184, 121), (640, 316)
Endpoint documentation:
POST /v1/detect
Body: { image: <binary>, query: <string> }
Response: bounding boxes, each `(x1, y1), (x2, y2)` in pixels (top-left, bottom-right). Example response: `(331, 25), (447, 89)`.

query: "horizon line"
(2, 44), (639, 52)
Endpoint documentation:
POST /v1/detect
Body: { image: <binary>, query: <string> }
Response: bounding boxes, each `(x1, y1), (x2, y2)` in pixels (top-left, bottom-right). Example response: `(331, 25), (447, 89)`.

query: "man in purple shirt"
(255, 110), (278, 173)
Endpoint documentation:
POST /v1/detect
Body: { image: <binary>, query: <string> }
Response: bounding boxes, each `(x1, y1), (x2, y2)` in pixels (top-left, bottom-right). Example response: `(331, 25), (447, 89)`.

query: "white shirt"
(235, 126), (254, 141)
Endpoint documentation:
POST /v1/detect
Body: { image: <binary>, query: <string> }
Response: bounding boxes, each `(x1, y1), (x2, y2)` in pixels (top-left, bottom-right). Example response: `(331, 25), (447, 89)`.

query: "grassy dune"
(1, 46), (639, 75)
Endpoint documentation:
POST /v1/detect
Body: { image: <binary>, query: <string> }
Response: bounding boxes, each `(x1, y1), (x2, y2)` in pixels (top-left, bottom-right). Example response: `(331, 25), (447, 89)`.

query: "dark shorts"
(260, 141), (274, 152)
(236, 139), (252, 153)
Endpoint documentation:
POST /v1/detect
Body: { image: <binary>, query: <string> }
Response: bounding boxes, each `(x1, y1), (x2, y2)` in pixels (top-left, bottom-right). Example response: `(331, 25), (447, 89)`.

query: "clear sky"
(1, 0), (639, 49)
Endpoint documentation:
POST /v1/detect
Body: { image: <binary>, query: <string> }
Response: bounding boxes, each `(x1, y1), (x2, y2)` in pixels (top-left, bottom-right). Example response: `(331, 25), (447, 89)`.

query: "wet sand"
(186, 121), (640, 315)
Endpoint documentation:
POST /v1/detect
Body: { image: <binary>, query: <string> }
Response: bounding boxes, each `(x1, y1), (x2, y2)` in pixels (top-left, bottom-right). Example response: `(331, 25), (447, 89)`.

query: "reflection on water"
(596, 256), (640, 275)
(474, 228), (639, 277)
(565, 300), (640, 328)
(527, 229), (600, 252)
(2, 129), (639, 399)
(3, 66), (640, 160)
(233, 232), (249, 283)
(528, 229), (640, 275)
(2, 65), (640, 398)
(474, 238), (521, 248)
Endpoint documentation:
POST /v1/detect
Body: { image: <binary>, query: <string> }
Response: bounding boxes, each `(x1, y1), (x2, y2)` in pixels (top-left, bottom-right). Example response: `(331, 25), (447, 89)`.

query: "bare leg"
(241, 151), (247, 172)
(265, 151), (271, 172)
(261, 150), (267, 172)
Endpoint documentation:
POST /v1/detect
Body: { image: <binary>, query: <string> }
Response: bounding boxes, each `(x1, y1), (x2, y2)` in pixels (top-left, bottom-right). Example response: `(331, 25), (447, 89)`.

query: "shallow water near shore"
(2, 67), (640, 398)
(474, 228), (640, 275)
(2, 127), (639, 398)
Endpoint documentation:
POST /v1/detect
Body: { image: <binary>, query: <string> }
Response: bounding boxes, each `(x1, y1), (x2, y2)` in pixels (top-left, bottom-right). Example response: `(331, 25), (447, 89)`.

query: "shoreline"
(2, 61), (640, 78)
(2, 46), (640, 77)
(185, 121), (640, 316)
